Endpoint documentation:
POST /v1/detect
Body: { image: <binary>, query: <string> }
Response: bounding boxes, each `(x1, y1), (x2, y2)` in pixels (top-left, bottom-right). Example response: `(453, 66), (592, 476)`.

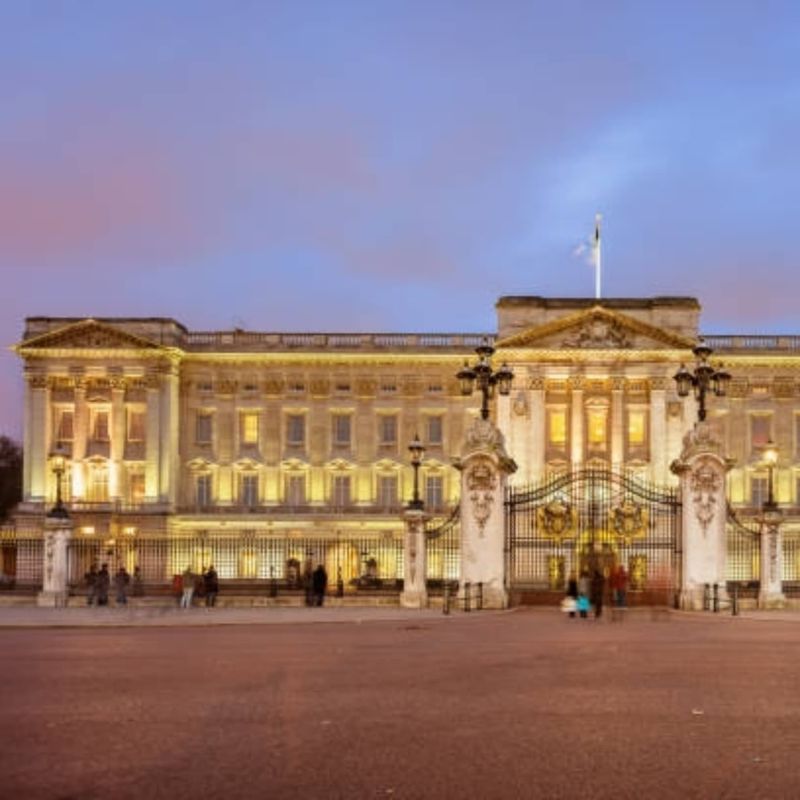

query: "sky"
(2, 0), (800, 437)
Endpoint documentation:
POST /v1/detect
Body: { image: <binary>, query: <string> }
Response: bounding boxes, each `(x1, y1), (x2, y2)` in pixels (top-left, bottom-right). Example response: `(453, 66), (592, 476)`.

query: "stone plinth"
(454, 417), (517, 609)
(37, 515), (74, 608)
(400, 508), (428, 609)
(759, 508), (786, 609)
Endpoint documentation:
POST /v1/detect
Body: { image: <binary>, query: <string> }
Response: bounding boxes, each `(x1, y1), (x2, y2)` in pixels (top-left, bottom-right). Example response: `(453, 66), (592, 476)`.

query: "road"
(1, 609), (799, 799)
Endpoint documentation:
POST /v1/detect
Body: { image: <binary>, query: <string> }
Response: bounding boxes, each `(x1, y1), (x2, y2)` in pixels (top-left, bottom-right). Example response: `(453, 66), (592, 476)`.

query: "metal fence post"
(703, 583), (710, 611)
(443, 582), (450, 615)
(464, 581), (471, 613)
(477, 582), (483, 611)
(712, 583), (719, 613)
(732, 584), (739, 616)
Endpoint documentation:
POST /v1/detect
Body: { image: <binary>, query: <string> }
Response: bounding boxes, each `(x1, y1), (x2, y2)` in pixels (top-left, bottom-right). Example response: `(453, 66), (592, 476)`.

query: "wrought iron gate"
(505, 468), (681, 603)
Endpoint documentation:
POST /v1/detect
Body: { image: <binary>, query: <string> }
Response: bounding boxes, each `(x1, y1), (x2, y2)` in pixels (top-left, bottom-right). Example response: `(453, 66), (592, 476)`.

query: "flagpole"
(594, 213), (602, 300)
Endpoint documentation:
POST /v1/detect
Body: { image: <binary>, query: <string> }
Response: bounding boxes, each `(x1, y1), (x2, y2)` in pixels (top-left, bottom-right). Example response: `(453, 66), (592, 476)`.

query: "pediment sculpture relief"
(562, 316), (631, 349)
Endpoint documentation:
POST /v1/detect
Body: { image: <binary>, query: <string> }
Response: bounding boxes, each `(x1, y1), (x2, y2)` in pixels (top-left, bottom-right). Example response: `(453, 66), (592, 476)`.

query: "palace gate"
(505, 467), (682, 604)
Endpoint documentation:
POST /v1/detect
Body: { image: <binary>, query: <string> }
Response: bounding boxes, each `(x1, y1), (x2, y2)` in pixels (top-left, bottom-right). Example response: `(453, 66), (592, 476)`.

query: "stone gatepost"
(400, 508), (428, 609)
(759, 509), (785, 608)
(37, 516), (74, 608)
(671, 422), (734, 610)
(454, 418), (517, 609)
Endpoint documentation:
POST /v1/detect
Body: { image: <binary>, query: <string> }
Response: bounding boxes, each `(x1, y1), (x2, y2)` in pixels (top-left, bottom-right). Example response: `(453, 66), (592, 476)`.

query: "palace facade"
(9, 296), (800, 591)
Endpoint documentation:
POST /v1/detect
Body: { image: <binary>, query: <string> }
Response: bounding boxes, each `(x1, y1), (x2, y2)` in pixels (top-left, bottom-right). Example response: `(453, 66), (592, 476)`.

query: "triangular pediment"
(496, 306), (694, 351)
(17, 319), (165, 353)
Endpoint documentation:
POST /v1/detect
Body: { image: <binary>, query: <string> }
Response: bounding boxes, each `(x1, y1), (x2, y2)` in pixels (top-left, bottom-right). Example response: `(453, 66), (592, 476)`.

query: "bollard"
(732, 584), (739, 616)
(477, 582), (483, 611)
(712, 583), (719, 613)
(464, 581), (471, 613)
(703, 583), (710, 612)
(443, 582), (450, 615)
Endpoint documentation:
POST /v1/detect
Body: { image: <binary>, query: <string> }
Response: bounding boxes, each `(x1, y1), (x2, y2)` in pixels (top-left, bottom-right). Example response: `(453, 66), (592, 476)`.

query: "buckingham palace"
(6, 295), (800, 605)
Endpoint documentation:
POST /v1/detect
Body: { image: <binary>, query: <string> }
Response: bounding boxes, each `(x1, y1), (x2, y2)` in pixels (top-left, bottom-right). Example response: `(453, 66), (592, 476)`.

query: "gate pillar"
(671, 422), (734, 610)
(400, 508), (428, 609)
(454, 418), (517, 609)
(37, 516), (74, 608)
(759, 509), (785, 608)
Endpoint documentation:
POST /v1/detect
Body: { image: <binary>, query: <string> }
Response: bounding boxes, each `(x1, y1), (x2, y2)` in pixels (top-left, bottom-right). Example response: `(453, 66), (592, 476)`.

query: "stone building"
(8, 296), (800, 595)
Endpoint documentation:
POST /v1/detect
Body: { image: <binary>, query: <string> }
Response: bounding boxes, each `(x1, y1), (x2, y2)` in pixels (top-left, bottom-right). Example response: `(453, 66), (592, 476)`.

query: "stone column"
(569, 377), (584, 466)
(610, 378), (625, 468)
(26, 372), (49, 502)
(159, 363), (180, 508)
(72, 378), (88, 499)
(37, 515), (74, 607)
(455, 418), (517, 609)
(759, 509), (785, 608)
(671, 422), (735, 610)
(400, 508), (428, 608)
(650, 379), (668, 485)
(109, 376), (126, 500)
(145, 372), (161, 502)
(529, 378), (546, 483)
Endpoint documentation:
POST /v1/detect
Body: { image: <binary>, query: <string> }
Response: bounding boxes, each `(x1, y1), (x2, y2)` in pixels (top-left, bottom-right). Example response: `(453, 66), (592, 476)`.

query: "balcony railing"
(702, 335), (800, 352)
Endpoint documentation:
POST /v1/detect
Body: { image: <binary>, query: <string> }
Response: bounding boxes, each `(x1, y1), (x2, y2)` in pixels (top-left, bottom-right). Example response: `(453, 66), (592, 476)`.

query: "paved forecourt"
(2, 609), (800, 799)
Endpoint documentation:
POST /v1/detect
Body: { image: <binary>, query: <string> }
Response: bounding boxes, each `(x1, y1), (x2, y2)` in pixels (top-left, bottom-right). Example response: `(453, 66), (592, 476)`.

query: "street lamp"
(408, 434), (425, 510)
(673, 339), (731, 423)
(457, 338), (514, 420)
(762, 439), (779, 512)
(48, 444), (70, 519)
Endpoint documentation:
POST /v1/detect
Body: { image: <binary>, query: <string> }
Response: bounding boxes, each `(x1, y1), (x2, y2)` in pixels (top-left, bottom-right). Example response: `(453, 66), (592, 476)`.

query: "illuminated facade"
(11, 296), (800, 587)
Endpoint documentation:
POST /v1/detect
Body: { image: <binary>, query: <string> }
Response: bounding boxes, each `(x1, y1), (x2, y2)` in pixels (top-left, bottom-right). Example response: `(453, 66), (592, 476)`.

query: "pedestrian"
(84, 564), (98, 606)
(204, 565), (219, 608)
(303, 562), (314, 607)
(181, 566), (195, 609)
(562, 571), (579, 618)
(114, 565), (130, 606)
(194, 570), (206, 606)
(577, 569), (591, 618)
(132, 566), (144, 598)
(172, 573), (183, 606)
(312, 563), (328, 607)
(613, 564), (629, 609)
(96, 564), (110, 606)
(590, 568), (606, 619)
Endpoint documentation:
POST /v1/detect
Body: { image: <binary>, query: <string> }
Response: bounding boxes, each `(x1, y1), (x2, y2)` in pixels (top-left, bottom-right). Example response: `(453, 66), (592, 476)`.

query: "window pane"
(57, 410), (74, 441)
(128, 473), (145, 504)
(241, 474), (258, 506)
(378, 475), (397, 507)
(286, 475), (306, 506)
(196, 414), (213, 444)
(425, 475), (444, 509)
(332, 475), (351, 506)
(751, 416), (771, 448)
(333, 415), (351, 446)
(751, 476), (768, 507)
(127, 410), (145, 442)
(427, 416), (443, 445)
(287, 414), (305, 445)
(587, 409), (607, 446)
(380, 415), (397, 444)
(87, 464), (109, 502)
(93, 411), (109, 441)
(241, 413), (259, 444)
(548, 410), (566, 446)
(197, 475), (212, 507)
(628, 411), (646, 446)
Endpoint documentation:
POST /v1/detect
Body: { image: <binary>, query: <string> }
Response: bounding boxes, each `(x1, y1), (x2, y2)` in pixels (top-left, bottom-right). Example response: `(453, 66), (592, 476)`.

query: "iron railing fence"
(726, 503), (761, 586)
(425, 505), (460, 587)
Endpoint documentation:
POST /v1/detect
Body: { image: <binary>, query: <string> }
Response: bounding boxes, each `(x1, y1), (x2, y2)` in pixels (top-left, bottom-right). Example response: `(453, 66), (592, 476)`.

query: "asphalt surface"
(2, 609), (799, 800)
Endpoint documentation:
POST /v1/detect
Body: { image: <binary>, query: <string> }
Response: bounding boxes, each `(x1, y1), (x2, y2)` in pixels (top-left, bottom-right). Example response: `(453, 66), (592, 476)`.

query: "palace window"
(86, 463), (109, 503)
(196, 474), (212, 508)
(427, 416), (443, 446)
(425, 475), (444, 510)
(196, 413), (213, 445)
(751, 475), (768, 508)
(548, 409), (567, 447)
(286, 414), (305, 447)
(127, 409), (145, 442)
(378, 475), (398, 508)
(240, 412), (259, 445)
(285, 474), (306, 506)
(128, 473), (145, 504)
(332, 414), (352, 447)
(240, 474), (259, 507)
(750, 415), (771, 450)
(55, 408), (74, 442)
(91, 410), (110, 442)
(331, 475), (351, 507)
(379, 415), (398, 446)
(627, 410), (647, 447)
(587, 408), (608, 451)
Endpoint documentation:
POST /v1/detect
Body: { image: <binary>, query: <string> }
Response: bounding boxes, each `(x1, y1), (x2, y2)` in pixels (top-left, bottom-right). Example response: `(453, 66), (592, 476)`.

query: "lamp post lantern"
(762, 439), (779, 512)
(48, 445), (69, 520)
(673, 339), (731, 423)
(408, 434), (425, 510)
(457, 338), (514, 420)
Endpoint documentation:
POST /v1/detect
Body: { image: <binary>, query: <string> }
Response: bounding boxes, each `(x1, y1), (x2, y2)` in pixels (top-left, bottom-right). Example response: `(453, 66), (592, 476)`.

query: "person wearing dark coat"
(85, 564), (98, 606)
(204, 566), (219, 608)
(114, 566), (130, 606)
(96, 564), (111, 606)
(590, 568), (606, 619)
(312, 564), (328, 607)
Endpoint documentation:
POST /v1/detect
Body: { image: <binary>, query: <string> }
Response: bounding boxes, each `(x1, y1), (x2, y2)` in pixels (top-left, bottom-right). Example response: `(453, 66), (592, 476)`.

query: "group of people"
(173, 565), (219, 608)
(563, 564), (628, 619)
(85, 564), (144, 606)
(303, 563), (328, 607)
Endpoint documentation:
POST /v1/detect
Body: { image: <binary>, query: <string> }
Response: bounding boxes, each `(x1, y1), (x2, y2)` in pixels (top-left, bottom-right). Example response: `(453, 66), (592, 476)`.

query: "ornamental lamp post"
(762, 439), (779, 512)
(673, 339), (731, 423)
(457, 338), (514, 420)
(48, 444), (70, 520)
(408, 434), (425, 510)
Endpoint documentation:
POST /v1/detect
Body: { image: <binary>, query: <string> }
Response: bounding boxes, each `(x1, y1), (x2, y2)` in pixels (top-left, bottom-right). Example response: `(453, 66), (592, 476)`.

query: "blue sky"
(2, 1), (800, 436)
